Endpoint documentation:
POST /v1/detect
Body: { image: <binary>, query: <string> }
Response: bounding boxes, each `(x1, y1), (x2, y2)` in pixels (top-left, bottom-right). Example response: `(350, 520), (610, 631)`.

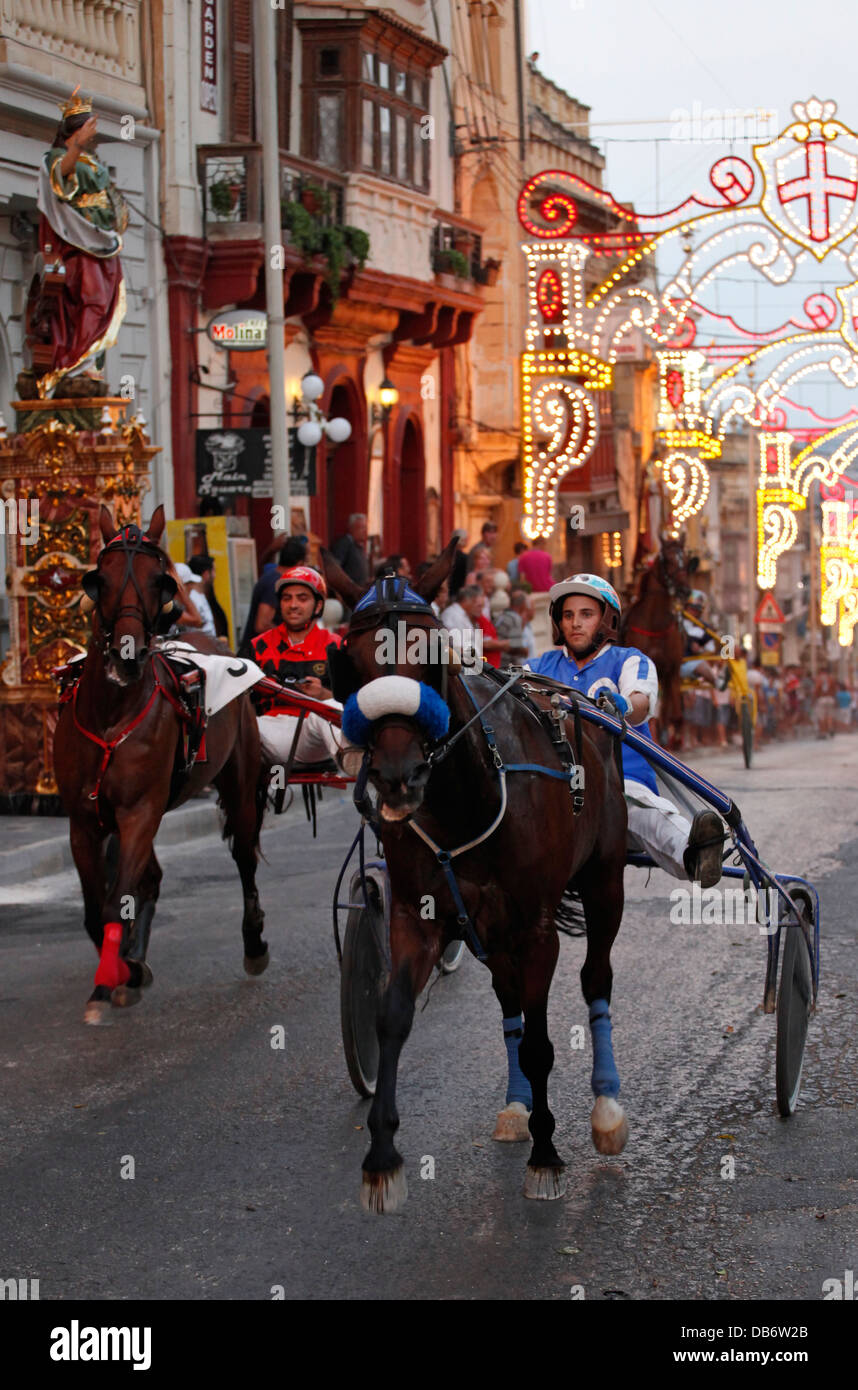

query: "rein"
(88, 524), (173, 656)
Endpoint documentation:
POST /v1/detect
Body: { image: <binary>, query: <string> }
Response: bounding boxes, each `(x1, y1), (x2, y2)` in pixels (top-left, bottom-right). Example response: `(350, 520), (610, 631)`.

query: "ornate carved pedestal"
(0, 406), (158, 811)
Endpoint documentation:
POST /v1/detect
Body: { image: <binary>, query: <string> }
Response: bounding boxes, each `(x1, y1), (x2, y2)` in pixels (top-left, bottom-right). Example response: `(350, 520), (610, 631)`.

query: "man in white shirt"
(177, 561), (216, 637)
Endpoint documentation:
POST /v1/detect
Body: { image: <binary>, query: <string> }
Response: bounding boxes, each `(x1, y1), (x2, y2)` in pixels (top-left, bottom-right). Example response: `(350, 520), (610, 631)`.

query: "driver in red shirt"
(251, 566), (348, 764)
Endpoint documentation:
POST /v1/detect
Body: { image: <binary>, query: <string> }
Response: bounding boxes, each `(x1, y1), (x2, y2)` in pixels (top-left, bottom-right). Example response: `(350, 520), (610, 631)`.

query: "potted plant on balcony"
(476, 256), (502, 286)
(299, 179), (333, 218)
(209, 178), (240, 218)
(433, 247), (470, 279)
(281, 199), (371, 302)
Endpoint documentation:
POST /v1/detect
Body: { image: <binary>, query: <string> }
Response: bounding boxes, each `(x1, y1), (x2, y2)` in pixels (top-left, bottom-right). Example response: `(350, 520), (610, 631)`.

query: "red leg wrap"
(94, 922), (131, 989)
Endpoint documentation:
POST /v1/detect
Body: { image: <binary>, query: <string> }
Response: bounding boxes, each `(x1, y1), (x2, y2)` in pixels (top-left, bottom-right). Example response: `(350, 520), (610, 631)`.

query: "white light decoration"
(324, 416), (352, 444)
(300, 373), (325, 402)
(517, 102), (858, 635)
(297, 419), (323, 448)
(820, 496), (858, 642)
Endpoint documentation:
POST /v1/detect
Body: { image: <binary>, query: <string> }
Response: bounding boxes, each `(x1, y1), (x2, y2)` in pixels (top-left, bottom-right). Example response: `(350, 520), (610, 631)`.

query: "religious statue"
(26, 88), (129, 399)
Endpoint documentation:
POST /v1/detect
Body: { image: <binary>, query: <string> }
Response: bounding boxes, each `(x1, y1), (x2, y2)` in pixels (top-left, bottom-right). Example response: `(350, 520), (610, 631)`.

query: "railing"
(432, 212), (484, 281)
(198, 147), (351, 235)
(198, 144), (262, 231)
(2, 0), (142, 80)
(279, 154), (347, 228)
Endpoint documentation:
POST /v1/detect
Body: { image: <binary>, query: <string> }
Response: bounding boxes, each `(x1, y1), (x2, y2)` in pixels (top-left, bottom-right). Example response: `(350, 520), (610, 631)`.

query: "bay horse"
(54, 505), (268, 1025)
(620, 535), (694, 749)
(323, 540), (629, 1213)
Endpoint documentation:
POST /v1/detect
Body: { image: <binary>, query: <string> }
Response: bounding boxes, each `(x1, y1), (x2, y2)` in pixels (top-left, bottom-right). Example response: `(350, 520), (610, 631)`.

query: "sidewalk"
(0, 795), (224, 888)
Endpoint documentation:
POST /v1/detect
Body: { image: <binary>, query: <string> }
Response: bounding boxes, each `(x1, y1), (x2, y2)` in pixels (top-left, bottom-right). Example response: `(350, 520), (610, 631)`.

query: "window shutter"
(230, 0), (255, 141)
(277, 4), (294, 148)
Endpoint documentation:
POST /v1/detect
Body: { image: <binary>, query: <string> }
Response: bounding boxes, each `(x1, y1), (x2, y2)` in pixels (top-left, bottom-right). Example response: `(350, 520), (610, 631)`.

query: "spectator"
(376, 554), (412, 579)
(184, 564), (216, 637)
(441, 584), (473, 638)
(467, 520), (498, 570)
(814, 664), (837, 738)
(331, 513), (369, 585)
(460, 585), (510, 668)
(516, 541), (554, 591)
(240, 535), (308, 654)
(189, 554), (229, 640)
(507, 541), (528, 585)
(170, 562), (204, 632)
(477, 568), (496, 617)
(495, 588), (535, 664)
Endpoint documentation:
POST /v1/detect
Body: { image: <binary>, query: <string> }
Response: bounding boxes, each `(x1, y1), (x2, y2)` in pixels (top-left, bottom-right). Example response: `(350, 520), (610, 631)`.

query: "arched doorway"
(399, 415), (425, 565)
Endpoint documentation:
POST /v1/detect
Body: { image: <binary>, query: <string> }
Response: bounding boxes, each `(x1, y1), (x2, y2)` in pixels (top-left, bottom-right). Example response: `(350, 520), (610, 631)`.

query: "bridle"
(652, 542), (691, 604)
(83, 524), (176, 660)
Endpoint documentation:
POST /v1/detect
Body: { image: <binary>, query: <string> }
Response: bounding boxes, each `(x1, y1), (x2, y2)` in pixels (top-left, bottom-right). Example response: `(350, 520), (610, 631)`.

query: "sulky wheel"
(439, 938), (466, 974)
(741, 695), (754, 769)
(775, 887), (814, 1117)
(340, 869), (390, 1099)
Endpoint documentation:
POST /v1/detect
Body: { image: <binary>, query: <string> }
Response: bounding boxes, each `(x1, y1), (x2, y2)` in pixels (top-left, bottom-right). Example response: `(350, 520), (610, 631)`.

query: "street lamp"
(371, 376), (399, 425)
(290, 372), (352, 449)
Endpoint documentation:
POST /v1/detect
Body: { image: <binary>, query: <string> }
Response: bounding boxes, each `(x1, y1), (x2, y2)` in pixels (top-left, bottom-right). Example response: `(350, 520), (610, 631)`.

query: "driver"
(525, 574), (724, 886)
(681, 589), (719, 686)
(250, 566), (349, 766)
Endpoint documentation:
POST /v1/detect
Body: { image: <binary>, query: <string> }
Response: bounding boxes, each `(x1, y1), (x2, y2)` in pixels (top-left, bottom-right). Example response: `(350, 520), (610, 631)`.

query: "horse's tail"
(217, 694), (269, 866)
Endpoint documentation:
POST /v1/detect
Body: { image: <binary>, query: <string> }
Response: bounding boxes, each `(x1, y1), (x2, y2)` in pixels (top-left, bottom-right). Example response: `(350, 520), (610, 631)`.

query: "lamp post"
(289, 372), (353, 449)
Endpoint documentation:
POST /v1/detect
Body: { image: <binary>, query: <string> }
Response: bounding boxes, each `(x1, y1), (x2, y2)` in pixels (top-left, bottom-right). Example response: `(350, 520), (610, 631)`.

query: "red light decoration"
(536, 268), (563, 321)
(804, 292), (838, 330)
(665, 370), (685, 409)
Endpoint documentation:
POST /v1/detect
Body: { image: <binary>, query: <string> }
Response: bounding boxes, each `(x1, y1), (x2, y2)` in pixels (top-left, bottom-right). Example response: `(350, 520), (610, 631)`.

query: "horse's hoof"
(493, 1102), (531, 1142)
(360, 1166), (408, 1214)
(243, 948), (269, 977)
(590, 1096), (629, 1155)
(523, 1164), (566, 1200)
(111, 984), (143, 1008)
(138, 963), (154, 989)
(83, 999), (112, 1026)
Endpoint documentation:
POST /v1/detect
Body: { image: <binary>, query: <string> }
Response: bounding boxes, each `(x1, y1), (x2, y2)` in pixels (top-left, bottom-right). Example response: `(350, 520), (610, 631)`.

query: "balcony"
(2, 1), (145, 105)
(431, 213), (499, 285)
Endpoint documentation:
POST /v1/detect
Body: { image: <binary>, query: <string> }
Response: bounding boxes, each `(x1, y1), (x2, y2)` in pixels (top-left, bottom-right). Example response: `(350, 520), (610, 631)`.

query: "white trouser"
(624, 779), (692, 879)
(257, 700), (346, 766)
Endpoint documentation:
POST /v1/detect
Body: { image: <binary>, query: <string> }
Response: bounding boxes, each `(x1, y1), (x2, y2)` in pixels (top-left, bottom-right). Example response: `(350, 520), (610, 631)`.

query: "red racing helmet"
(276, 565), (327, 616)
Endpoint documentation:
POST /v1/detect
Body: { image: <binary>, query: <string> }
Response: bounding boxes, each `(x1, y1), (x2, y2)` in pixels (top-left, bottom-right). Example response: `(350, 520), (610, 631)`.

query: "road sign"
(754, 593), (785, 625)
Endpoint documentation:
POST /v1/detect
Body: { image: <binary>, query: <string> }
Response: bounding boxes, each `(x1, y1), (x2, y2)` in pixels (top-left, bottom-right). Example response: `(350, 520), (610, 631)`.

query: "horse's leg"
(490, 967), (532, 1142)
(576, 853), (629, 1155)
(84, 807), (160, 1024)
(213, 705), (268, 975)
(111, 849), (161, 1006)
(361, 901), (439, 1214)
(518, 917), (565, 1199)
(69, 817), (107, 951)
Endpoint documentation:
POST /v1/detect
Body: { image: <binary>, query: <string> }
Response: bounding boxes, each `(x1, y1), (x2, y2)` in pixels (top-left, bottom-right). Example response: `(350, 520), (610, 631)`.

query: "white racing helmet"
(549, 573), (622, 648)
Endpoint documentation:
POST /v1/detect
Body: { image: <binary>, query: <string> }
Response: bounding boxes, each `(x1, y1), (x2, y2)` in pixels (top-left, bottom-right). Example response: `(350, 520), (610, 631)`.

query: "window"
(299, 16), (442, 189)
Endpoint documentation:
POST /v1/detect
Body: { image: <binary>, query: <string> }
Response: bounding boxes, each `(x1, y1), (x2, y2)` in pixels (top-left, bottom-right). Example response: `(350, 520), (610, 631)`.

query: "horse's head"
(83, 504), (177, 686)
(322, 537), (459, 821)
(659, 532), (698, 601)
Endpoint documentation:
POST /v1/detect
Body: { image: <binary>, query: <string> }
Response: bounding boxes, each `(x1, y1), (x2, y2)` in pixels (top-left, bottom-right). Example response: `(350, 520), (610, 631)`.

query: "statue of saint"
(31, 88), (129, 397)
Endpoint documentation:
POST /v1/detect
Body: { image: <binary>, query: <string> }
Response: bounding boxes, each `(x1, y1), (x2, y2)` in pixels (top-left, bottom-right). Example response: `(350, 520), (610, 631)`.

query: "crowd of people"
(168, 513), (854, 753)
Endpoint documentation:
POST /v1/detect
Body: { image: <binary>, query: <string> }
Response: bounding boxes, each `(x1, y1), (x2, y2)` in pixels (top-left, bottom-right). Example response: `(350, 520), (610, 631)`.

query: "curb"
(0, 799), (223, 888)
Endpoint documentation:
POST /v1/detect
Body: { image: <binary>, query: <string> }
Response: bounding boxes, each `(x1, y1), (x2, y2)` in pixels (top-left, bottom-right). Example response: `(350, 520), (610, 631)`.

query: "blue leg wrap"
(589, 999), (621, 1099)
(503, 1015), (532, 1108)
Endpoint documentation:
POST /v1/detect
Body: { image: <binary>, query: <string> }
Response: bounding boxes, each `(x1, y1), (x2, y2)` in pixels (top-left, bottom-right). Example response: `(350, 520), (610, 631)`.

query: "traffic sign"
(754, 593), (785, 625)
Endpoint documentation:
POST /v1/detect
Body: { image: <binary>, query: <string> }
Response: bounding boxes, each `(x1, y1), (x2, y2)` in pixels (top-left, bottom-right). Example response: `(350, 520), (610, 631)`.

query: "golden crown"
(58, 86), (93, 120)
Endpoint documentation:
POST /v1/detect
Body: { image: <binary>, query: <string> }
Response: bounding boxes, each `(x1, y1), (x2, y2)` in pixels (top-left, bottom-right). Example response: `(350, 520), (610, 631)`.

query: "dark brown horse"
(620, 535), (694, 748)
(323, 541), (629, 1213)
(54, 505), (268, 1024)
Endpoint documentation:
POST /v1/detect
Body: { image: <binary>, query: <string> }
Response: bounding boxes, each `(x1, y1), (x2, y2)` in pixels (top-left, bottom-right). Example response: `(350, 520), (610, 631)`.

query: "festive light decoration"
(819, 497), (858, 644)
(517, 99), (858, 645)
(601, 531), (622, 568)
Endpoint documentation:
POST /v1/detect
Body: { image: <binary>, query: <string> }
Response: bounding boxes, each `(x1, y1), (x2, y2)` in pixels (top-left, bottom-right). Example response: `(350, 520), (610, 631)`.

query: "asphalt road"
(1, 736), (856, 1301)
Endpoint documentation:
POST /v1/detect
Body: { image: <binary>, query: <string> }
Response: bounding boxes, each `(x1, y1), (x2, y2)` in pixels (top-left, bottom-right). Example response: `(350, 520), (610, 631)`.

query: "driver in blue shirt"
(526, 574), (724, 886)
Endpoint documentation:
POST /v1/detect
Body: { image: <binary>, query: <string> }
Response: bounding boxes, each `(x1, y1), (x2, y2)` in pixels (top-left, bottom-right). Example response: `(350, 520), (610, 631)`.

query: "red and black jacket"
(251, 622), (340, 716)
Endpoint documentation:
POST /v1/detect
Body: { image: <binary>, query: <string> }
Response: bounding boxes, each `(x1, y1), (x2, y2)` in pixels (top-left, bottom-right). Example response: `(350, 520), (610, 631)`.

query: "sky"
(524, 0), (858, 430)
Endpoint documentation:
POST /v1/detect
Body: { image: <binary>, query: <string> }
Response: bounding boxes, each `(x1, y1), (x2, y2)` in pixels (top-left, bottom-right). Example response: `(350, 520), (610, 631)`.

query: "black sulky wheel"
(340, 869), (390, 1099)
(775, 887), (815, 1117)
(741, 695), (754, 769)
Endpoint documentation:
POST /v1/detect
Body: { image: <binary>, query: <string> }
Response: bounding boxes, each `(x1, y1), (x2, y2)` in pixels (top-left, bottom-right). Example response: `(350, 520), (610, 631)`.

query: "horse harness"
(57, 654), (208, 826)
(340, 580), (616, 961)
